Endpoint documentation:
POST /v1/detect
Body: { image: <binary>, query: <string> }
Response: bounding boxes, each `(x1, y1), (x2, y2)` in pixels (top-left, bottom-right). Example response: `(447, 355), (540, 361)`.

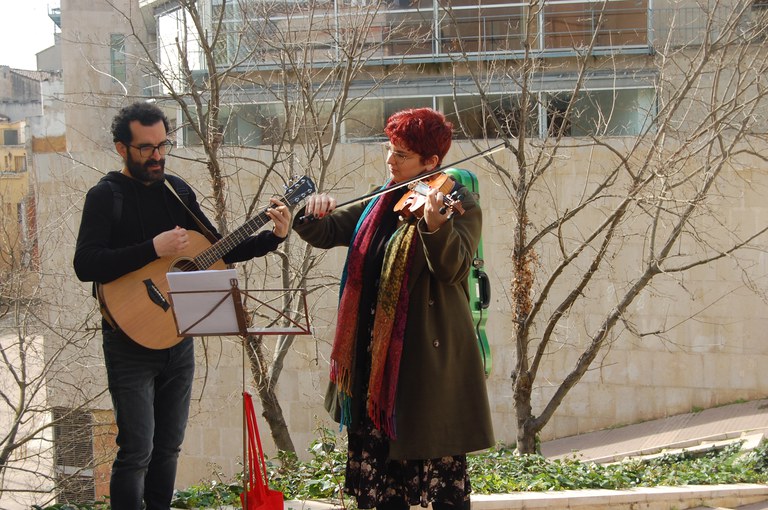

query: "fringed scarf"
(330, 183), (417, 439)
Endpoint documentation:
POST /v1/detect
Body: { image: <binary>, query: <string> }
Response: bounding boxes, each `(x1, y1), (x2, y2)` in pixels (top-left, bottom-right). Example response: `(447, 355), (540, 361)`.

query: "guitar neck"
(193, 210), (270, 269)
(184, 176), (315, 271)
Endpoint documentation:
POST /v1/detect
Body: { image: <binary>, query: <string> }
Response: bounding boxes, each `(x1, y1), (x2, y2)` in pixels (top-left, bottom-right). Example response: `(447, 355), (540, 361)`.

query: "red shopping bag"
(241, 392), (285, 510)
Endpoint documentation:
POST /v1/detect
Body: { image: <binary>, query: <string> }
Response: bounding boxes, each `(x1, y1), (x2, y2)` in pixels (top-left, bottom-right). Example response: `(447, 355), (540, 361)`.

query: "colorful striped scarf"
(330, 184), (417, 439)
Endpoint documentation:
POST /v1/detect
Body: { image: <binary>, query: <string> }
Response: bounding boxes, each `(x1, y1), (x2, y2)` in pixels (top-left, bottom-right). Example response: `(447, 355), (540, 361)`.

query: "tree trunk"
(246, 333), (296, 452)
(514, 370), (538, 454)
(257, 381), (296, 453)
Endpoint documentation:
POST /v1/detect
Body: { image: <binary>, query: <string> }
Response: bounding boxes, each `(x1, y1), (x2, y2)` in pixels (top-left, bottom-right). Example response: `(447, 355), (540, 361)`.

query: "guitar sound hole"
(172, 258), (197, 272)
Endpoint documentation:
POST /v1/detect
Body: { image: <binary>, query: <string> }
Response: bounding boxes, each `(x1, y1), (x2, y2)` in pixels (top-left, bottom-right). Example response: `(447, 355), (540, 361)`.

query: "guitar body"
(94, 175), (317, 350)
(97, 231), (226, 350)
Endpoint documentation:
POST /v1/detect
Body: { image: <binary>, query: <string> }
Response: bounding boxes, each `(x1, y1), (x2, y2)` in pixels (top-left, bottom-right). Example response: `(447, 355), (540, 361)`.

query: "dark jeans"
(103, 329), (195, 510)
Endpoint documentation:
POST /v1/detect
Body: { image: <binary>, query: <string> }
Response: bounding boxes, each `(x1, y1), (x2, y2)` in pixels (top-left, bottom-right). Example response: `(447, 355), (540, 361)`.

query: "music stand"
(166, 269), (312, 508)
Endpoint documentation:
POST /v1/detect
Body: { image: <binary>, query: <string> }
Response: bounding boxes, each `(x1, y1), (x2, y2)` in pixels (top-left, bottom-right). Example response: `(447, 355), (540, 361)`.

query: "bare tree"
(106, 0), (412, 452)
(445, 0), (768, 453)
(0, 176), (108, 506)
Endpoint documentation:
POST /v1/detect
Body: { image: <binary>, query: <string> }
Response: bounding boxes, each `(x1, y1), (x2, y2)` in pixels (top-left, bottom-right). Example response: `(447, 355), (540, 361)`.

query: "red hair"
(384, 108), (453, 166)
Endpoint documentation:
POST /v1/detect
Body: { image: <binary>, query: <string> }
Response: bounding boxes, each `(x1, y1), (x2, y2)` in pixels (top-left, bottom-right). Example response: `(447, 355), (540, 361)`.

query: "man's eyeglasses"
(128, 140), (174, 158)
(383, 143), (417, 163)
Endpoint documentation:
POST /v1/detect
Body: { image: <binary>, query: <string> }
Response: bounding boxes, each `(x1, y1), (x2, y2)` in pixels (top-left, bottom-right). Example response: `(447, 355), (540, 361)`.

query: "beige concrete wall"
(37, 0), (768, 494)
(59, 0), (152, 153)
(37, 136), (768, 490)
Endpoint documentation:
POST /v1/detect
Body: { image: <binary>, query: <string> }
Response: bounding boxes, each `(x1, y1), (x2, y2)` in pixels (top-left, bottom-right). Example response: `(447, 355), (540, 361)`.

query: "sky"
(0, 0), (58, 70)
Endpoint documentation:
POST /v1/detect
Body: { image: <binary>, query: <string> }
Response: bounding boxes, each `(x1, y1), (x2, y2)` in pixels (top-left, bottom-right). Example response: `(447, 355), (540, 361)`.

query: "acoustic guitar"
(97, 176), (316, 349)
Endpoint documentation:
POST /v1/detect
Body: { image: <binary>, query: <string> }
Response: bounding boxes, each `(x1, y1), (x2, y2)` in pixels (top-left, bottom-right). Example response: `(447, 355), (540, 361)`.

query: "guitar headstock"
(283, 176), (317, 205)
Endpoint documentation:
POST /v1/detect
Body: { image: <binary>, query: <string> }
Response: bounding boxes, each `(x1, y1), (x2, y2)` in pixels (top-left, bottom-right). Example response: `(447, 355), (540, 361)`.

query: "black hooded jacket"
(73, 171), (283, 284)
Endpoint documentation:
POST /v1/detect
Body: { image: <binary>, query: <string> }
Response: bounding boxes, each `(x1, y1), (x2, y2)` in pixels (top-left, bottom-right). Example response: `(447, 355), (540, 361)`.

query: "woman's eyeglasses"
(383, 143), (417, 163)
(128, 140), (174, 158)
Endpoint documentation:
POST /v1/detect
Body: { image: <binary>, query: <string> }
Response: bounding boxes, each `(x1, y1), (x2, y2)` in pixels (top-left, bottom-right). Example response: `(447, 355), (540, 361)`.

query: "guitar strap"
(164, 179), (219, 245)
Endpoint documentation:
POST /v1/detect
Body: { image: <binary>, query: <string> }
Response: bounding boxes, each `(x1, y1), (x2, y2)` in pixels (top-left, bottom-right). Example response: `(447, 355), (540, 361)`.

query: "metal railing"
(210, 1), (652, 69)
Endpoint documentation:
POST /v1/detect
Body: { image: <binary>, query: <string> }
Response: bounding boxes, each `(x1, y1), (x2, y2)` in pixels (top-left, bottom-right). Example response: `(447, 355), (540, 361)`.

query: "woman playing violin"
(293, 108), (494, 510)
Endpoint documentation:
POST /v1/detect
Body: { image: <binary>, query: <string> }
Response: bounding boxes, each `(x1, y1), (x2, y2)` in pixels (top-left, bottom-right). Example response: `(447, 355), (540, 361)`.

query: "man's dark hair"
(111, 101), (170, 144)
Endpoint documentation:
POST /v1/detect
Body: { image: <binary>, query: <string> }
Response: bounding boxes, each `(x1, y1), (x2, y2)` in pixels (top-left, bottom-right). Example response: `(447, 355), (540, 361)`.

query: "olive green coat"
(293, 184), (494, 460)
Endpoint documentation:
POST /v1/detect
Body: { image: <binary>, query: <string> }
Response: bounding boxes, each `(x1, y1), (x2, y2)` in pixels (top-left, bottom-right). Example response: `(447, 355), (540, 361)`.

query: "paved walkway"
(540, 398), (768, 463)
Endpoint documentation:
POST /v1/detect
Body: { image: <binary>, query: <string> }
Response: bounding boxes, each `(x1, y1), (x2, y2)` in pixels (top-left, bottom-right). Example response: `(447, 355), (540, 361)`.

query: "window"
(439, 4), (528, 54)
(182, 104), (285, 147)
(344, 100), (386, 142)
(344, 97), (434, 142)
(547, 94), (572, 137)
(342, 89), (653, 142)
(181, 87), (654, 148)
(544, 89), (656, 137)
(110, 34), (127, 84)
(543, 1), (648, 49)
(14, 155), (26, 172)
(53, 407), (95, 504)
(3, 129), (19, 146)
(444, 94), (539, 139)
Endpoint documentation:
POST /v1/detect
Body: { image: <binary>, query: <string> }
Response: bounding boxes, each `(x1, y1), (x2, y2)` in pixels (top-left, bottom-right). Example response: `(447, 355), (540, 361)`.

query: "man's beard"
(126, 151), (165, 183)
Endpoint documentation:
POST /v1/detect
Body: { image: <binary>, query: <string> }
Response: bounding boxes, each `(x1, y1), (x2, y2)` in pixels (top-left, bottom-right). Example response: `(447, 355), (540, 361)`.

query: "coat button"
(428, 299), (434, 306)
(432, 339), (440, 347)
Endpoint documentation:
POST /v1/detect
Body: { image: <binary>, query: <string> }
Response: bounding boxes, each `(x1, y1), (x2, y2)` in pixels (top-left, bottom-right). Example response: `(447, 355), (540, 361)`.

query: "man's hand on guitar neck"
(265, 197), (291, 239)
(153, 226), (190, 257)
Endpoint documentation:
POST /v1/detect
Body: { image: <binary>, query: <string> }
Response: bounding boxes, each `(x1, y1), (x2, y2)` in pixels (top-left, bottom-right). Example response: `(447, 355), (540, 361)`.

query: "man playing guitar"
(73, 101), (291, 510)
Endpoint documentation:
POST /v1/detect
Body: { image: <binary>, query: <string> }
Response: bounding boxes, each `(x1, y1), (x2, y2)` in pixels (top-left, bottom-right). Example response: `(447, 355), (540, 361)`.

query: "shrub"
(33, 434), (768, 509)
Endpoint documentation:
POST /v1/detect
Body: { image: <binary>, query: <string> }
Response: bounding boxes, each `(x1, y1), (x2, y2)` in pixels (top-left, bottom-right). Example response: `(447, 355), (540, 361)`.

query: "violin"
(393, 172), (465, 220)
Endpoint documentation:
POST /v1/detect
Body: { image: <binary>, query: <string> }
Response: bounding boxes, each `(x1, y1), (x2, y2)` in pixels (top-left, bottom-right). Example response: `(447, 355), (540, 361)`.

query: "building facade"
(10, 0), (768, 505)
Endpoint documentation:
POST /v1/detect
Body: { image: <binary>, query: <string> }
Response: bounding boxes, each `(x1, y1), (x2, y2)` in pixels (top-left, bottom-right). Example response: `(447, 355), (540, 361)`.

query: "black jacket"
(74, 171), (283, 284)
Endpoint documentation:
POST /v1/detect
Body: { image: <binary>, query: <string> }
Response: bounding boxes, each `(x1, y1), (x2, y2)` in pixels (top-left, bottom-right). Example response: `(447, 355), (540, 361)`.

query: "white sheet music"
(166, 269), (240, 335)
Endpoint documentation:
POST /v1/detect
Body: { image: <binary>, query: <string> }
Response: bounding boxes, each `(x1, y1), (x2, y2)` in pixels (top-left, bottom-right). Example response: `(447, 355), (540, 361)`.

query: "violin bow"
(298, 142), (507, 223)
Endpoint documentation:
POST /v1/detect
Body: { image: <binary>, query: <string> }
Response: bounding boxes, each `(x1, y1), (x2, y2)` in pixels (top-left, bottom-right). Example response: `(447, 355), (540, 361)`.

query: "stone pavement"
(540, 398), (768, 463)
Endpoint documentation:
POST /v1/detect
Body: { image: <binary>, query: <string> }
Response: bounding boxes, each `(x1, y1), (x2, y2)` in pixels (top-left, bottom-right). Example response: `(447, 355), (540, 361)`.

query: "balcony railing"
(207, 0), (651, 69)
(154, 0), (766, 78)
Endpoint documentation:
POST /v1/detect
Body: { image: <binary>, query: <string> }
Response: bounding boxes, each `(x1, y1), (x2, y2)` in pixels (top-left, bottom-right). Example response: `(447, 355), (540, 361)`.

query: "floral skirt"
(344, 419), (471, 509)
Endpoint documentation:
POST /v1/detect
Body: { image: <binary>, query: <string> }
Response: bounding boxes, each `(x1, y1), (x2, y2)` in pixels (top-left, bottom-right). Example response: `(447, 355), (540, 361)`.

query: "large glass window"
(383, 9), (434, 57)
(169, 0), (649, 73)
(341, 90), (654, 142)
(183, 104), (286, 147)
(179, 87), (654, 147)
(343, 97), (433, 142)
(545, 89), (655, 137)
(212, 1), (278, 67)
(343, 100), (386, 142)
(543, 0), (648, 49)
(443, 94), (539, 139)
(439, 4), (528, 53)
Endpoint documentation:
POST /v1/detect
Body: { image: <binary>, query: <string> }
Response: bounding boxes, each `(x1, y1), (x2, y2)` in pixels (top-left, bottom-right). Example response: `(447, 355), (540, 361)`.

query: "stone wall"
(36, 138), (768, 488)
